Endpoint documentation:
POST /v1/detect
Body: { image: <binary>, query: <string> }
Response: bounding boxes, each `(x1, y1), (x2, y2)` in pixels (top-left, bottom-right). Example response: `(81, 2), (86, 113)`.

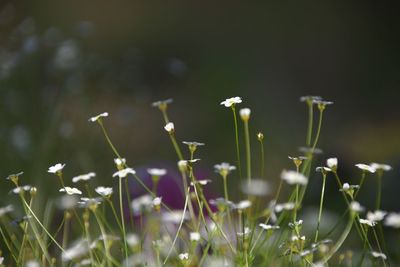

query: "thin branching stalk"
(306, 101), (314, 146)
(314, 173), (327, 242)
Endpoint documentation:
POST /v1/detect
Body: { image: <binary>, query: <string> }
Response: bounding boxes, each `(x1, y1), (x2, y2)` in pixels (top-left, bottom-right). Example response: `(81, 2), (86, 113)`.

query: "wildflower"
(275, 202), (296, 213)
(78, 197), (102, 210)
(88, 112), (108, 122)
(355, 163), (376, 173)
(25, 260), (40, 267)
(164, 122), (174, 134)
(281, 170), (307, 185)
(289, 219), (304, 229)
(30, 187), (37, 197)
(131, 194), (153, 215)
(257, 132), (264, 141)
(59, 187), (82, 195)
(235, 200), (252, 210)
(384, 212), (400, 228)
(370, 163), (392, 172)
(114, 158), (126, 169)
(371, 251), (387, 260)
(162, 210), (189, 224)
(214, 162), (236, 178)
(147, 168), (167, 177)
(299, 146), (323, 155)
(0, 258), (3, 265)
(112, 167), (136, 178)
(289, 156), (307, 168)
(359, 218), (377, 227)
(209, 198), (235, 212)
(291, 235), (306, 242)
(95, 186), (113, 197)
(313, 99), (334, 111)
(153, 197), (162, 211)
(237, 227), (251, 237)
(259, 223), (280, 231)
(241, 179), (270, 196)
(190, 179), (212, 186)
(0, 205), (13, 217)
(177, 160), (188, 172)
(350, 201), (364, 213)
(220, 96), (242, 107)
(178, 253), (189, 261)
(300, 96), (322, 103)
(72, 172), (96, 183)
(190, 232), (201, 242)
(6, 172), (24, 184)
(152, 98), (173, 111)
(62, 239), (90, 261)
(316, 167), (332, 175)
(57, 195), (79, 210)
(239, 108), (251, 121)
(367, 210), (387, 222)
(182, 141), (205, 153)
(126, 233), (140, 248)
(326, 157), (338, 171)
(11, 185), (31, 194)
(48, 163), (66, 174)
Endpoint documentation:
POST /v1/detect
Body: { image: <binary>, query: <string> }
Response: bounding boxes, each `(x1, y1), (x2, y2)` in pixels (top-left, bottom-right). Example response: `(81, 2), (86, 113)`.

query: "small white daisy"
(59, 187), (82, 195)
(164, 122), (175, 133)
(178, 253), (189, 261)
(370, 163), (392, 172)
(190, 179), (212, 186)
(220, 96), (242, 107)
(113, 168), (136, 179)
(88, 112), (108, 122)
(72, 172), (96, 183)
(147, 168), (167, 177)
(326, 158), (338, 169)
(114, 158), (126, 168)
(359, 218), (377, 227)
(190, 232), (201, 242)
(259, 223), (280, 231)
(281, 170), (307, 185)
(95, 186), (113, 197)
(355, 163), (376, 173)
(275, 202), (296, 213)
(152, 197), (162, 206)
(48, 163), (66, 174)
(152, 99), (173, 110)
(214, 162), (236, 177)
(384, 212), (400, 228)
(350, 201), (364, 213)
(367, 210), (387, 222)
(235, 200), (252, 210)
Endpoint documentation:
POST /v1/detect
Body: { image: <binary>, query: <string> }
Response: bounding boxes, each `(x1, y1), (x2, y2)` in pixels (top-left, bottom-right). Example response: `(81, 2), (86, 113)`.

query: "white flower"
(367, 210), (387, 222)
(291, 235), (306, 242)
(0, 205), (14, 217)
(235, 200), (252, 210)
(162, 210), (189, 224)
(11, 185), (32, 194)
(359, 218), (377, 227)
(237, 227), (251, 237)
(177, 160), (188, 172)
(57, 195), (79, 210)
(214, 162), (236, 177)
(182, 141), (205, 147)
(281, 170), (308, 185)
(126, 233), (140, 247)
(370, 163), (392, 172)
(371, 251), (387, 260)
(78, 197), (102, 209)
(0, 257), (3, 265)
(164, 122), (174, 133)
(114, 158), (126, 167)
(350, 201), (364, 213)
(384, 212), (400, 228)
(340, 183), (359, 192)
(343, 183), (350, 190)
(26, 260), (40, 267)
(131, 195), (153, 215)
(275, 202), (296, 213)
(316, 167), (332, 173)
(153, 197), (162, 206)
(190, 232), (201, 242)
(239, 108), (251, 121)
(355, 163), (376, 173)
(72, 172), (96, 183)
(241, 179), (270, 196)
(300, 96), (322, 103)
(95, 187), (113, 197)
(178, 253), (189, 261)
(62, 239), (90, 261)
(152, 99), (173, 109)
(259, 223), (280, 231)
(88, 112), (108, 122)
(48, 163), (66, 174)
(326, 158), (338, 169)
(147, 168), (167, 177)
(113, 168), (136, 178)
(190, 179), (212, 186)
(220, 96), (242, 107)
(60, 187), (82, 195)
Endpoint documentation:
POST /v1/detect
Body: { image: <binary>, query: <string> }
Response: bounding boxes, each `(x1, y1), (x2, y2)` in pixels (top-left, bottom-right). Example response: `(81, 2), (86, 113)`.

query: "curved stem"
(315, 174), (327, 242)
(306, 102), (314, 147)
(232, 106), (242, 180)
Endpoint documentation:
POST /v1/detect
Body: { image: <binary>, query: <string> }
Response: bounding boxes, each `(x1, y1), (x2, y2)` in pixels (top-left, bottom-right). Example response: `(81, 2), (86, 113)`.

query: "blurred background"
(0, 0), (400, 260)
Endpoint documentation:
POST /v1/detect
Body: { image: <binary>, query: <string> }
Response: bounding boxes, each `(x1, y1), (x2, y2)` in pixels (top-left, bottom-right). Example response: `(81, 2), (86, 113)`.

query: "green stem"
(244, 120), (251, 181)
(170, 134), (184, 160)
(259, 138), (265, 178)
(315, 174), (327, 242)
(118, 177), (129, 263)
(354, 172), (366, 199)
(232, 106), (242, 180)
(306, 102), (314, 147)
(376, 172), (382, 210)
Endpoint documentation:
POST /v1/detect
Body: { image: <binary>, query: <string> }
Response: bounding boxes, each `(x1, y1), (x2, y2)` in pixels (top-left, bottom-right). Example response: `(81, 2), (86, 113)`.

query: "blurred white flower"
(220, 96), (242, 107)
(367, 210), (387, 222)
(355, 164), (376, 173)
(178, 253), (189, 261)
(131, 195), (153, 215)
(182, 141), (205, 148)
(88, 112), (108, 122)
(214, 162), (236, 177)
(113, 168), (136, 179)
(340, 183), (359, 192)
(152, 99), (173, 110)
(370, 163), (392, 172)
(190, 179), (212, 186)
(384, 212), (400, 228)
(239, 108), (251, 121)
(326, 158), (338, 169)
(126, 233), (140, 247)
(0, 205), (13, 217)
(62, 239), (90, 261)
(48, 163), (65, 174)
(237, 227), (251, 237)
(78, 197), (102, 209)
(359, 218), (376, 227)
(57, 195), (78, 210)
(60, 187), (82, 195)
(164, 122), (175, 133)
(114, 158), (126, 168)
(153, 197), (162, 206)
(177, 160), (188, 172)
(190, 232), (201, 242)
(235, 200), (252, 210)
(147, 168), (167, 177)
(162, 210), (189, 224)
(25, 260), (40, 267)
(316, 167), (332, 173)
(350, 201), (364, 213)
(281, 170), (307, 185)
(259, 223), (280, 231)
(11, 185), (31, 194)
(275, 202), (295, 213)
(95, 187), (113, 197)
(72, 172), (96, 183)
(371, 251), (387, 260)
(241, 179), (270, 196)
(300, 96), (322, 103)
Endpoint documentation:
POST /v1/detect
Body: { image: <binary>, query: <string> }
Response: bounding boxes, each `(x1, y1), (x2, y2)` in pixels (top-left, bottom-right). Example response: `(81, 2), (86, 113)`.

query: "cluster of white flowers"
(72, 172), (96, 183)
(355, 162), (392, 173)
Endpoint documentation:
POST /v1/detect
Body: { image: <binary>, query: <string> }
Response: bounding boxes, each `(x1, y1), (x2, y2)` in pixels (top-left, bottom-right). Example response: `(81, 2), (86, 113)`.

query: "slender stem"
(306, 102), (314, 147)
(243, 120), (251, 181)
(107, 199), (123, 233)
(124, 178), (135, 232)
(293, 185), (299, 222)
(170, 134), (184, 160)
(311, 109), (324, 151)
(92, 210), (113, 267)
(259, 138), (265, 178)
(372, 228), (387, 267)
(118, 177), (129, 264)
(61, 211), (70, 267)
(354, 172), (366, 199)
(315, 174), (327, 242)
(98, 120), (123, 159)
(376, 172), (383, 210)
(232, 106), (242, 180)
